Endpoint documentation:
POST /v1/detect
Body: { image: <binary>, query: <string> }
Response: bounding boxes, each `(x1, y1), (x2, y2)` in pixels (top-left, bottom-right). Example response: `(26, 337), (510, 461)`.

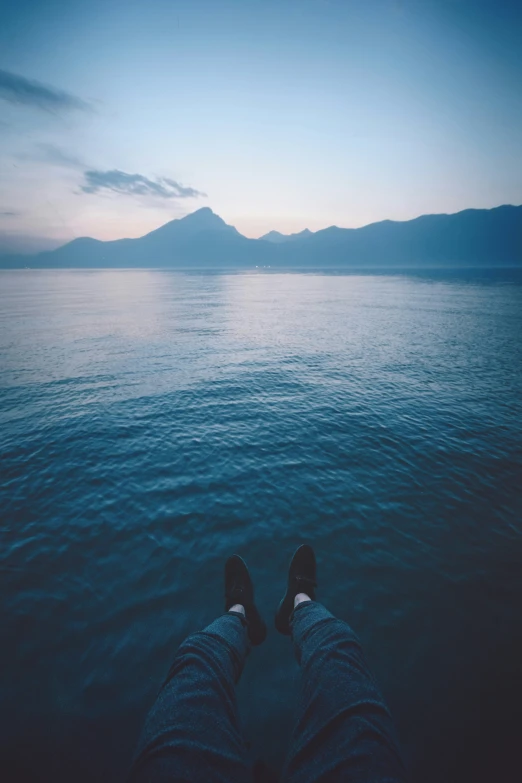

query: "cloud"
(0, 211), (19, 217)
(36, 143), (85, 169)
(0, 69), (91, 113)
(14, 143), (86, 169)
(80, 169), (206, 200)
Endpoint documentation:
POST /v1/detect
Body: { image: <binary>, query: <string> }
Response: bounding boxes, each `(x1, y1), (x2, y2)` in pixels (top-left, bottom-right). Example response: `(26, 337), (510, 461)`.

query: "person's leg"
(129, 555), (266, 783)
(277, 546), (407, 783)
(129, 610), (251, 783)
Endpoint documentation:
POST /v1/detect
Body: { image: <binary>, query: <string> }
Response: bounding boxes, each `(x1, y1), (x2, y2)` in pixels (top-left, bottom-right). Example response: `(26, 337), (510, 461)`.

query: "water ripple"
(1, 269), (522, 782)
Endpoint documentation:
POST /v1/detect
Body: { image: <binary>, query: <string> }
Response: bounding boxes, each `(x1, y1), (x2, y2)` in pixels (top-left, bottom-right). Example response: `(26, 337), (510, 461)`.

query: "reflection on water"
(1, 269), (522, 782)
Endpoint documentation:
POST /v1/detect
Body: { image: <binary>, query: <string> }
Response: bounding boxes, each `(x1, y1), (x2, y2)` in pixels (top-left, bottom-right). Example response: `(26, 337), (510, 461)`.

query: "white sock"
(294, 592), (311, 608)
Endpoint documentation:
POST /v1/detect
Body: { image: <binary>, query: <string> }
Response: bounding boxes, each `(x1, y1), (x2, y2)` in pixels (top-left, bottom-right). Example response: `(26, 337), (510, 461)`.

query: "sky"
(0, 0), (521, 252)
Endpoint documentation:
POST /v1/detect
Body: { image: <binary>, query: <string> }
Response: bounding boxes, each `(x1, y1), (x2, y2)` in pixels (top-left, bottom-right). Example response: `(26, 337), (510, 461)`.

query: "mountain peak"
(143, 207), (240, 241)
(179, 207), (238, 232)
(260, 227), (314, 243)
(182, 206), (215, 220)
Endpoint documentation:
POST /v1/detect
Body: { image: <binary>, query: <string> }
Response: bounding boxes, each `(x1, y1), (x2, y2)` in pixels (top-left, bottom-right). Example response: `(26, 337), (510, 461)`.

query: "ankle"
(294, 592), (311, 609)
(229, 603), (245, 616)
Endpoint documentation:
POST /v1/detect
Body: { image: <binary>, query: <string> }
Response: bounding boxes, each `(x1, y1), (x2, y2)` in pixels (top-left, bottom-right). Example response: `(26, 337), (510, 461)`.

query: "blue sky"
(0, 0), (521, 252)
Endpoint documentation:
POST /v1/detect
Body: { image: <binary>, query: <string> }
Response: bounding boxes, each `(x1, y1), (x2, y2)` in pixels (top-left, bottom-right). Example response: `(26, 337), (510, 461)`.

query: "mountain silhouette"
(260, 228), (313, 243)
(277, 206), (522, 267)
(1, 205), (521, 268)
(31, 208), (266, 268)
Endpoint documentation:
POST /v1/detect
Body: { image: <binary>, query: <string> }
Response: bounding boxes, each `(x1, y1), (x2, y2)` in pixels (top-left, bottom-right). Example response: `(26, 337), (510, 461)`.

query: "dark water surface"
(1, 269), (522, 782)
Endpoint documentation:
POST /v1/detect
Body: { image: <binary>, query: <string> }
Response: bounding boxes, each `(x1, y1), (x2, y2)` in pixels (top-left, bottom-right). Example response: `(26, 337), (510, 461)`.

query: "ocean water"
(1, 269), (521, 783)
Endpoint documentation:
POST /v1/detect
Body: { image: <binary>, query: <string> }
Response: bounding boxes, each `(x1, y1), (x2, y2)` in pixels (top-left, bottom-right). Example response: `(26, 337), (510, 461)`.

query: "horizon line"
(1, 202), (521, 258)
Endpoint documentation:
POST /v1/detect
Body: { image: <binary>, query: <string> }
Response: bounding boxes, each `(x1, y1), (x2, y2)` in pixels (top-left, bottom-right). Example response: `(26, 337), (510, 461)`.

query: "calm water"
(1, 269), (522, 783)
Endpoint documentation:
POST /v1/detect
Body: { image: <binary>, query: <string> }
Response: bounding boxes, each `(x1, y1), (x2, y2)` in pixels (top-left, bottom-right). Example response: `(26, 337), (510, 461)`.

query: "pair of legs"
(129, 546), (407, 782)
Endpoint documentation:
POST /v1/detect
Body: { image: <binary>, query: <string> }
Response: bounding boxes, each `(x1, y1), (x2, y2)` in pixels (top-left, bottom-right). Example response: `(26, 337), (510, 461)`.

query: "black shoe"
(225, 555), (267, 645)
(275, 544), (317, 635)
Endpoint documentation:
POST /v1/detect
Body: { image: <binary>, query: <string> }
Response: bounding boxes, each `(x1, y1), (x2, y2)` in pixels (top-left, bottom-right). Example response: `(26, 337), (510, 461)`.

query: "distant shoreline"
(1, 204), (521, 269)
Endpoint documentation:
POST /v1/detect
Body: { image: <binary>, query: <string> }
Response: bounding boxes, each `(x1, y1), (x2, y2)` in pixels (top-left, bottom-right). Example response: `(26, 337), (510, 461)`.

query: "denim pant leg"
(283, 602), (407, 783)
(129, 611), (252, 783)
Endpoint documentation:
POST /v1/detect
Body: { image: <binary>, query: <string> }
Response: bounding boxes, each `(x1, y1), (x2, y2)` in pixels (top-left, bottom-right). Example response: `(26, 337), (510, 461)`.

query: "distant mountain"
(19, 208), (267, 269)
(1, 205), (521, 268)
(277, 205), (522, 267)
(260, 228), (313, 243)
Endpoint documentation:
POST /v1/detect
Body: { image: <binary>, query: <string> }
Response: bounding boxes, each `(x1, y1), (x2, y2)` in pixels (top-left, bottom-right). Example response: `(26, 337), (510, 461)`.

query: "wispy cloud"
(80, 169), (206, 200)
(0, 211), (19, 217)
(36, 143), (85, 169)
(0, 69), (91, 113)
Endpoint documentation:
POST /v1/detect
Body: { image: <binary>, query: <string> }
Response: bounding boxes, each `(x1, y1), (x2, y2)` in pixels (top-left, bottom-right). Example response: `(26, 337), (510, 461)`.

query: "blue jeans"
(129, 602), (407, 782)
